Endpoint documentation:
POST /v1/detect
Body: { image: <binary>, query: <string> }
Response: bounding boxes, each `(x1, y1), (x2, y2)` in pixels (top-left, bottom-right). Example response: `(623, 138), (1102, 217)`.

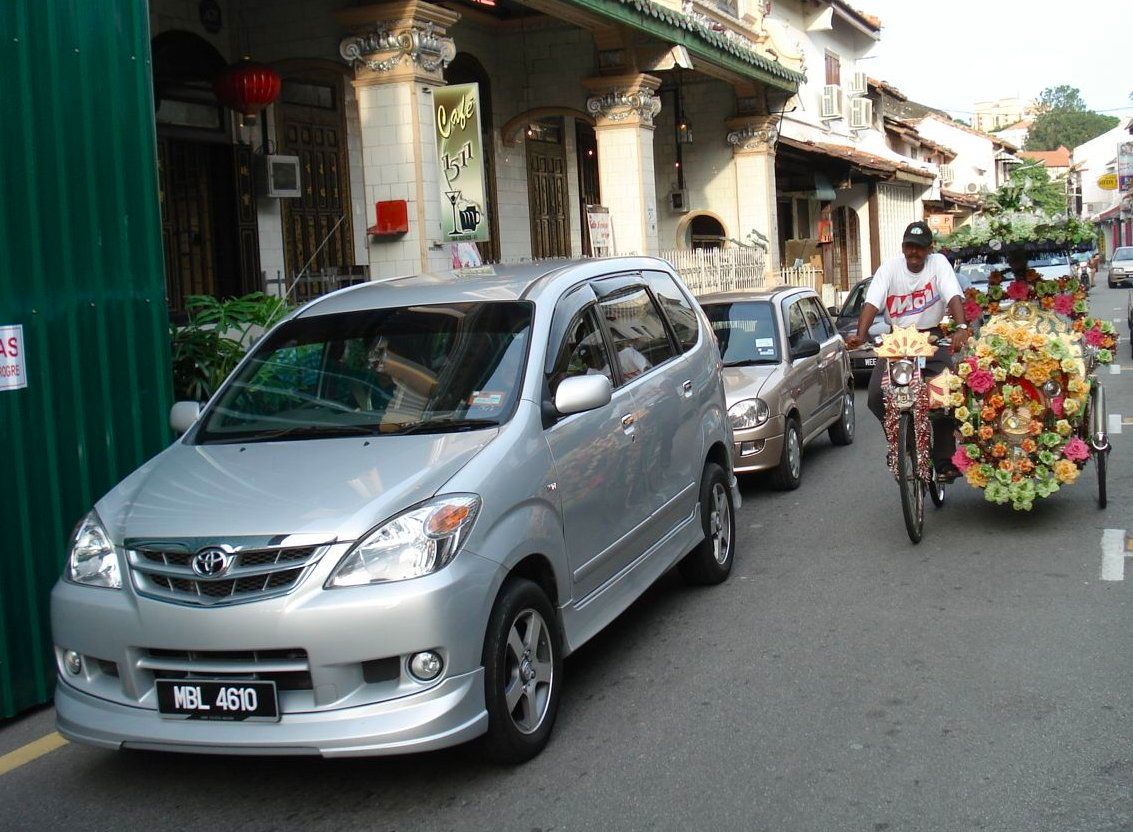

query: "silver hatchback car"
(51, 257), (738, 763)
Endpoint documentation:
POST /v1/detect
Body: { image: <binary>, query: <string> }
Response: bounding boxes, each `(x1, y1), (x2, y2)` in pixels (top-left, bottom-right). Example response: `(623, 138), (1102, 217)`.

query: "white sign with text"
(0, 325), (27, 391)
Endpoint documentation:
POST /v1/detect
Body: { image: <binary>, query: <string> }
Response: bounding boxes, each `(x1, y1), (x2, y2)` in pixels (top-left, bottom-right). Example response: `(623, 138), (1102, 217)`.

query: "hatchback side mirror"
(554, 375), (612, 416)
(170, 401), (202, 435)
(791, 338), (821, 360)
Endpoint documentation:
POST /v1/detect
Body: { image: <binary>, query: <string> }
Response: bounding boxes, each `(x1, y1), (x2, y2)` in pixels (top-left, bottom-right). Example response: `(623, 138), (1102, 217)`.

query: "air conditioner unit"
(965, 182), (980, 194)
(256, 154), (302, 198)
(848, 97), (873, 130)
(848, 71), (868, 96)
(820, 84), (844, 120)
(939, 163), (955, 185)
(669, 189), (690, 213)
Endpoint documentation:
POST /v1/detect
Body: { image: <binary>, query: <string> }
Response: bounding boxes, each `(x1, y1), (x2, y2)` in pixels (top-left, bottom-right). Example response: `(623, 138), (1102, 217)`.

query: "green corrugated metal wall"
(0, 0), (172, 717)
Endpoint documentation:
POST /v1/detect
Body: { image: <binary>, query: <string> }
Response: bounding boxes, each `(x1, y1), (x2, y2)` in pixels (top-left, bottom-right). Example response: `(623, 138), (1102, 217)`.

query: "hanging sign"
(435, 83), (489, 243)
(1097, 172), (1118, 191)
(1119, 142), (1133, 192)
(0, 324), (27, 391)
(586, 206), (613, 256)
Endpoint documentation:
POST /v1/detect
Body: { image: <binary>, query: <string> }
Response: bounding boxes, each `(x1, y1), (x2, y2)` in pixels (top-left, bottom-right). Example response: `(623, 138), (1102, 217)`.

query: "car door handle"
(621, 414), (636, 439)
(682, 379), (693, 396)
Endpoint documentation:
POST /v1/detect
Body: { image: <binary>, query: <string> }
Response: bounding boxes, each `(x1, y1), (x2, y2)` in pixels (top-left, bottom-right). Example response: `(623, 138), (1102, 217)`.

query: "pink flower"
(1061, 436), (1090, 463)
(1051, 395), (1065, 417)
(966, 369), (995, 394)
(965, 356), (979, 371)
(1053, 294), (1074, 316)
(1006, 280), (1032, 302)
(1085, 327), (1106, 347)
(952, 446), (973, 473)
(963, 299), (982, 322)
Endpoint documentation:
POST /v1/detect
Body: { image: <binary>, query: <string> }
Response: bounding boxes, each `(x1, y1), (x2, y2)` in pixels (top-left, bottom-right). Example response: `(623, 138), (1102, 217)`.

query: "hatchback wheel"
(828, 386), (855, 446)
(770, 417), (802, 490)
(481, 578), (562, 764)
(679, 462), (735, 585)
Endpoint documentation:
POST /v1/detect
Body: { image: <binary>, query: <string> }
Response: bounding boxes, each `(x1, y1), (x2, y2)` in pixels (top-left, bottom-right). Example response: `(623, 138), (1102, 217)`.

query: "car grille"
(139, 647), (313, 691)
(127, 544), (326, 606)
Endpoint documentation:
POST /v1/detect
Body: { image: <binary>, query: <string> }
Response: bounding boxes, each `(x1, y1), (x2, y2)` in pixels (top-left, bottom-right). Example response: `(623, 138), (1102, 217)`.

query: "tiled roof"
(779, 136), (935, 181)
(1019, 146), (1071, 167)
(868, 77), (907, 101)
(939, 189), (983, 208)
(913, 114), (1019, 151)
(833, 0), (882, 31)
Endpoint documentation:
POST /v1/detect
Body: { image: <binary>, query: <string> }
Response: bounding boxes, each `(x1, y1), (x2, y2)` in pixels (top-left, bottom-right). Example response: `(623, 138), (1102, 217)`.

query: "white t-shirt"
(865, 252), (963, 330)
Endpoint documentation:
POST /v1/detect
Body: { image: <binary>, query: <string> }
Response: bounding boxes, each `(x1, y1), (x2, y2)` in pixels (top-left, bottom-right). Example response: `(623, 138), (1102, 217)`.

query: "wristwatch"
(956, 323), (969, 330)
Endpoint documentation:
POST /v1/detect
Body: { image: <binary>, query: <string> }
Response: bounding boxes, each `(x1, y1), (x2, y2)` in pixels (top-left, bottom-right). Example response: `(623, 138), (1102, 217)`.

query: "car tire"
(678, 462), (736, 585)
(828, 385), (855, 446)
(481, 578), (563, 765)
(770, 417), (802, 490)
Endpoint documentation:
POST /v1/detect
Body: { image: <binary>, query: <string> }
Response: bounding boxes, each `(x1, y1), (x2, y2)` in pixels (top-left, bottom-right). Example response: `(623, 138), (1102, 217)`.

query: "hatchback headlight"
(327, 495), (481, 587)
(66, 511), (122, 589)
(729, 398), (770, 430)
(889, 360), (916, 386)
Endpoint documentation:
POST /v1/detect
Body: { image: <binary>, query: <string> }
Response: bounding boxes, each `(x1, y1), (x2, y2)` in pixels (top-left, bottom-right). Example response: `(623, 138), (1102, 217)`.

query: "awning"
(1097, 203), (1122, 221)
(778, 136), (935, 183)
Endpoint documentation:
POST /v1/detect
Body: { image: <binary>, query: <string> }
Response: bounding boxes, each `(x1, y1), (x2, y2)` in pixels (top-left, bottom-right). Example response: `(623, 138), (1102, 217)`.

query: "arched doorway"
(152, 31), (259, 314)
(445, 54), (500, 263)
(526, 117), (571, 259)
(687, 213), (726, 249)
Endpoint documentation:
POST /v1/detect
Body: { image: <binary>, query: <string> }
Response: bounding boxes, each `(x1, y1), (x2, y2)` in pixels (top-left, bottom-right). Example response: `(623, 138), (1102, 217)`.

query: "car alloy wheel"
(503, 608), (555, 735)
(709, 481), (732, 565)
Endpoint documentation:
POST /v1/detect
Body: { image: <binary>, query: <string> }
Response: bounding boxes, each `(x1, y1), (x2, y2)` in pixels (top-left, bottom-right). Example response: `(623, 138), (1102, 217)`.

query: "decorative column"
(583, 74), (662, 257)
(337, 1), (458, 279)
(727, 115), (780, 275)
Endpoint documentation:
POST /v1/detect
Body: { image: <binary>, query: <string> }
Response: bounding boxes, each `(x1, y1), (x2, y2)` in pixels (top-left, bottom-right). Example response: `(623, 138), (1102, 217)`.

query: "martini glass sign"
(435, 83), (488, 241)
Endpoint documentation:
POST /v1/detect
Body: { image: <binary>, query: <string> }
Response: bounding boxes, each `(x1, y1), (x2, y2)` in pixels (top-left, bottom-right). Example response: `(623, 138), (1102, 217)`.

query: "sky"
(857, 0), (1133, 121)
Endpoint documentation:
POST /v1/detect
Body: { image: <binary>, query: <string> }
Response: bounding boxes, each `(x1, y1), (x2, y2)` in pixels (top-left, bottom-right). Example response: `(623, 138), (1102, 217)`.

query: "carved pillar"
(727, 114), (780, 274)
(337, 1), (459, 279)
(582, 74), (662, 257)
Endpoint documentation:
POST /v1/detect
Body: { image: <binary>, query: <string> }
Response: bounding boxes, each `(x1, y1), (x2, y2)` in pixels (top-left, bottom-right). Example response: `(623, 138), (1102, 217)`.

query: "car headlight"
(326, 495), (481, 587)
(728, 398), (770, 430)
(889, 360), (915, 387)
(1113, 267), (1126, 275)
(66, 511), (122, 589)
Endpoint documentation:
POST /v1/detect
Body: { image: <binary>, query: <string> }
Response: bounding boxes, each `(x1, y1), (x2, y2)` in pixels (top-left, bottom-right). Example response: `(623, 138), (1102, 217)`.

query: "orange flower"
(989, 394), (1006, 410)
(1021, 438), (1037, 454)
(1072, 319), (1085, 333)
(998, 458), (1013, 471)
(979, 425), (995, 441)
(992, 442), (1008, 459)
(1019, 459), (1035, 474)
(1028, 421), (1043, 436)
(1009, 388), (1026, 406)
(981, 405), (999, 422)
(989, 302), (1001, 314)
(1040, 296), (1055, 310)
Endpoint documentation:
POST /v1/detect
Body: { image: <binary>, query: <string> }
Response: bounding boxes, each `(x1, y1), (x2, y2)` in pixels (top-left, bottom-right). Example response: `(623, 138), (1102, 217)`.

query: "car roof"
(291, 256), (679, 317)
(698, 285), (813, 305)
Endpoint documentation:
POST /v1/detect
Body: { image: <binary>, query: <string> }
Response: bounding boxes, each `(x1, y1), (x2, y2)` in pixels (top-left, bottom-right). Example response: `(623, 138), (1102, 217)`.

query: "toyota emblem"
(191, 547), (232, 578)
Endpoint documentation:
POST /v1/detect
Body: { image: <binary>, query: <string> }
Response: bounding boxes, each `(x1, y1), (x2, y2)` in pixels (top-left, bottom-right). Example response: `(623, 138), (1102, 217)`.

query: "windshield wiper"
(723, 358), (778, 367)
(220, 423), (386, 443)
(388, 418), (499, 435)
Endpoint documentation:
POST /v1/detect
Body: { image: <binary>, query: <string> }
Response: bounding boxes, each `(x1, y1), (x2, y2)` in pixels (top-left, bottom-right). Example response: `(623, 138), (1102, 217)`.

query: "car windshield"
(838, 281), (869, 319)
(1006, 254), (1072, 280)
(196, 301), (533, 443)
(1114, 247), (1133, 261)
(701, 301), (780, 366)
(958, 263), (996, 285)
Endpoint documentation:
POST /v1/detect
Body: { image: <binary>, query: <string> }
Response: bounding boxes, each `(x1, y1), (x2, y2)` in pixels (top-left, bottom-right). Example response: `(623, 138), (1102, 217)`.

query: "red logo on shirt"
(886, 282), (940, 320)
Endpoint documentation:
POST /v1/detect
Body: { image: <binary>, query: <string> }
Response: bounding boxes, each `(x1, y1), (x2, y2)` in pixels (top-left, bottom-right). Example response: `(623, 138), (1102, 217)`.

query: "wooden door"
(527, 129), (570, 259)
(277, 76), (354, 282)
(158, 138), (221, 313)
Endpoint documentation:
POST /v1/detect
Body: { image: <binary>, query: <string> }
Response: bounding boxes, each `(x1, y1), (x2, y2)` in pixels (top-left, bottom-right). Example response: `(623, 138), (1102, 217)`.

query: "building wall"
(914, 116), (997, 197)
(1075, 123), (1128, 217)
(653, 78), (739, 249)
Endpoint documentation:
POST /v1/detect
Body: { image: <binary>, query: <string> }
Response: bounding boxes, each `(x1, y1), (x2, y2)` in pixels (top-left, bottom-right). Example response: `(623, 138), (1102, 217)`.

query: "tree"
(1024, 85), (1119, 150)
(984, 160), (1068, 216)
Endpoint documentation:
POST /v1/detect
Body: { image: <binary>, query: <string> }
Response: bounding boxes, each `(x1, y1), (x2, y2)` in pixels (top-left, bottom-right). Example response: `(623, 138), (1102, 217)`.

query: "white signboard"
(586, 206), (613, 257)
(0, 324), (26, 391)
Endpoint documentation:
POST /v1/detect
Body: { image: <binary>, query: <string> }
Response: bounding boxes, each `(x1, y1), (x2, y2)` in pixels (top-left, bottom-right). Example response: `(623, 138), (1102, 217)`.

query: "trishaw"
(877, 216), (1114, 543)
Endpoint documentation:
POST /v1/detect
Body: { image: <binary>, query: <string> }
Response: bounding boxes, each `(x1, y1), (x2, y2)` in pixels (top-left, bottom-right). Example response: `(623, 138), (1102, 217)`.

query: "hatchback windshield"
(196, 301), (533, 443)
(702, 301), (780, 366)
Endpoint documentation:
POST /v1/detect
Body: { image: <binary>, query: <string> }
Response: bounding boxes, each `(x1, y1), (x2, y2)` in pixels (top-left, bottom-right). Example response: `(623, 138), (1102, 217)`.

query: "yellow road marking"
(0, 732), (68, 776)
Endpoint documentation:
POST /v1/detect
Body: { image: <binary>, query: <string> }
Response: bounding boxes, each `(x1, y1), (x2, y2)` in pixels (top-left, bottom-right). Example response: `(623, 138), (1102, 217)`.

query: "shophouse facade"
(1074, 120), (1133, 254)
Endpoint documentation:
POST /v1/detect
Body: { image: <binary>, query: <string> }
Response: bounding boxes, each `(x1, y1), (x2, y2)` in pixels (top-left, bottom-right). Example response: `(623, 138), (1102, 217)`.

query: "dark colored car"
(832, 277), (882, 379)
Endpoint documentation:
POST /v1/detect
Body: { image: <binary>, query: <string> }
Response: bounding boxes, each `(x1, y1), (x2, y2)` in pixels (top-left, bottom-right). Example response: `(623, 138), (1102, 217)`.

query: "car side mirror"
(554, 375), (612, 416)
(791, 338), (821, 360)
(170, 401), (202, 435)
(826, 305), (839, 317)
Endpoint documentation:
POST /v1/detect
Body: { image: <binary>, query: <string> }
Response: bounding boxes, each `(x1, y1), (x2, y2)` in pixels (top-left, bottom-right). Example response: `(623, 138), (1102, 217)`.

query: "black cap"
(902, 221), (933, 247)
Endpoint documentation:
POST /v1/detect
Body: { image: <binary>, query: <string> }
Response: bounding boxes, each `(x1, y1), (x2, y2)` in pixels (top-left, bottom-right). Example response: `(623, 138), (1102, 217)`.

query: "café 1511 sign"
(434, 83), (489, 243)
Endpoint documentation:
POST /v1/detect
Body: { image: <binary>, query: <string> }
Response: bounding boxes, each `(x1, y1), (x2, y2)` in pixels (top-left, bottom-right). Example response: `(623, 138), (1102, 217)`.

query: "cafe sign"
(434, 83), (489, 243)
(0, 324), (27, 391)
(1097, 172), (1118, 191)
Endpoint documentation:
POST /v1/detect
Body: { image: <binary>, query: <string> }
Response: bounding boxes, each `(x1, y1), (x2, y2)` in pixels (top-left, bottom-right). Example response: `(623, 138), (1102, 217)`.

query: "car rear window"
(701, 301), (780, 366)
(644, 271), (699, 352)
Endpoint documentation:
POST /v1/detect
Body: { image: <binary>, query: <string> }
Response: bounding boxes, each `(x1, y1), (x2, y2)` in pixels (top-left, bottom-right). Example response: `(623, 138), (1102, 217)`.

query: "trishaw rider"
(845, 221), (971, 478)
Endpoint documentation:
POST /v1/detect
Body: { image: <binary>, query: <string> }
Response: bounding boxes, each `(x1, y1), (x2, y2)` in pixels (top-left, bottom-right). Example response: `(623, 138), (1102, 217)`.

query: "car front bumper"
(848, 348), (879, 375)
(1110, 271), (1132, 287)
(51, 548), (501, 756)
(732, 415), (785, 474)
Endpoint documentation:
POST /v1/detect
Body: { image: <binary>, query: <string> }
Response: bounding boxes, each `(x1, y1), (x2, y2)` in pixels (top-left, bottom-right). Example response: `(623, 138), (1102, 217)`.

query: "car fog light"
(740, 440), (764, 456)
(63, 650), (83, 676)
(408, 651), (443, 682)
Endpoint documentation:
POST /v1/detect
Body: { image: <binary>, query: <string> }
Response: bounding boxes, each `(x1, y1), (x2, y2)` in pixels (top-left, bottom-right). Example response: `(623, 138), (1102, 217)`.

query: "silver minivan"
(51, 257), (738, 763)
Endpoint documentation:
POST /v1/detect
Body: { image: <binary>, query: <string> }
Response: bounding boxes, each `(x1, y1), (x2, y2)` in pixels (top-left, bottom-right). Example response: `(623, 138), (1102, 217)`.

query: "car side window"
(644, 271), (699, 352)
(598, 287), (677, 382)
(548, 307), (613, 397)
(786, 300), (809, 352)
(804, 297), (835, 341)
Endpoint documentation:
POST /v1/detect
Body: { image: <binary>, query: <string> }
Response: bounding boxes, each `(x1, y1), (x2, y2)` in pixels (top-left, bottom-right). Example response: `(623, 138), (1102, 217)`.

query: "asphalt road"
(3, 285), (1132, 832)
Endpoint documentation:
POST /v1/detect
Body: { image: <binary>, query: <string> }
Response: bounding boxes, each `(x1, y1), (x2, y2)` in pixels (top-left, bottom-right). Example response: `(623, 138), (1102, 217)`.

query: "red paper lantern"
(213, 59), (281, 116)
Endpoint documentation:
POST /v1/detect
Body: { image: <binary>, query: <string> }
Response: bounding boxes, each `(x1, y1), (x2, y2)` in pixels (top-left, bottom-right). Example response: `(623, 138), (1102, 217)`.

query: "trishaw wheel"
(897, 413), (924, 544)
(1096, 449), (1108, 510)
